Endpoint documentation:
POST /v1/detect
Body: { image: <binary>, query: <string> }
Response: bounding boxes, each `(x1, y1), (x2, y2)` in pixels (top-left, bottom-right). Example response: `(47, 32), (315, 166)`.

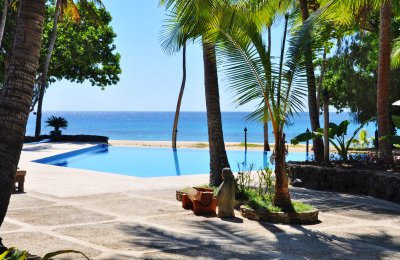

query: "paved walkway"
(1, 143), (399, 259)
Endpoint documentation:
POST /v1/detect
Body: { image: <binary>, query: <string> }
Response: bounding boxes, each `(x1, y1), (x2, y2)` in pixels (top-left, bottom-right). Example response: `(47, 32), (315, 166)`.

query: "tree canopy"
(0, 1), (121, 93)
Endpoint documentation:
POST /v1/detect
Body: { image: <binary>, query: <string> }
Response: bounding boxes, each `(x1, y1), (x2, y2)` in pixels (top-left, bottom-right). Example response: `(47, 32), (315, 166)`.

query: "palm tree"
(160, 0), (230, 186)
(159, 14), (188, 150)
(298, 0), (324, 162)
(46, 116), (68, 138)
(0, 0), (46, 228)
(171, 42), (186, 150)
(35, 0), (104, 137)
(376, 0), (393, 160)
(217, 5), (308, 207)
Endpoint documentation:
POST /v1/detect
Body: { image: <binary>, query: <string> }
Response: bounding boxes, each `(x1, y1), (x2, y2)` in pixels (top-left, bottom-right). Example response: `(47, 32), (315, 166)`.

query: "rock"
(291, 178), (303, 187)
(216, 168), (236, 218)
(287, 163), (400, 204)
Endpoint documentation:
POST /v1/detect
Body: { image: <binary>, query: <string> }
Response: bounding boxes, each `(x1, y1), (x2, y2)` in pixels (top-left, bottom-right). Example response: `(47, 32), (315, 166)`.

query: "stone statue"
(216, 168), (236, 218)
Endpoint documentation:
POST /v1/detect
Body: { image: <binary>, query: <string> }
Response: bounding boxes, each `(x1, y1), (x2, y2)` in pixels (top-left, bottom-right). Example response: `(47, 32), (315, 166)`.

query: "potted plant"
(46, 116), (68, 139)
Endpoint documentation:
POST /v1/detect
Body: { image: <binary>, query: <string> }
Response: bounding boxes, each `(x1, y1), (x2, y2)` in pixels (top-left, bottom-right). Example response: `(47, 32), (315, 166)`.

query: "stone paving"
(0, 143), (399, 259)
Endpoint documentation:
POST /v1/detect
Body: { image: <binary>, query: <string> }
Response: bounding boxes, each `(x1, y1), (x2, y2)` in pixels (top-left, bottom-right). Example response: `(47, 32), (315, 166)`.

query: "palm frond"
(391, 37), (400, 69)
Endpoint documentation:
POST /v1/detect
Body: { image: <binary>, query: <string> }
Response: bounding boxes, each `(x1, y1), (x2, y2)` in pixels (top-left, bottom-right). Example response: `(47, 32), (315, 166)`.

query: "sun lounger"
(14, 170), (26, 193)
(181, 187), (217, 216)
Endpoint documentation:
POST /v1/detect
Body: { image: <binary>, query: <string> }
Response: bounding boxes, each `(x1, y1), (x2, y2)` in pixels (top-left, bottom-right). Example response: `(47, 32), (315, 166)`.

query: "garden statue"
(216, 168), (236, 218)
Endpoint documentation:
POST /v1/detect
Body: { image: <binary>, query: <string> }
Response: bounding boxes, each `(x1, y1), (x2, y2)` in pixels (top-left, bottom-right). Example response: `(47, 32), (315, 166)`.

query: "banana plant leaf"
(291, 131), (321, 145)
(392, 115), (400, 129)
(381, 135), (400, 145)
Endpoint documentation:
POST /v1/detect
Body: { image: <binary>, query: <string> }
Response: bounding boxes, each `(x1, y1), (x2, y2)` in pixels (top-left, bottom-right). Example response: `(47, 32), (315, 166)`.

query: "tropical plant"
(291, 120), (368, 161)
(298, 0), (324, 162)
(45, 116), (68, 133)
(160, 0), (230, 187)
(35, 0), (105, 137)
(0, 247), (89, 260)
(0, 0), (46, 237)
(213, 3), (312, 208)
(352, 129), (371, 148)
(235, 163), (254, 200)
(28, 2), (120, 112)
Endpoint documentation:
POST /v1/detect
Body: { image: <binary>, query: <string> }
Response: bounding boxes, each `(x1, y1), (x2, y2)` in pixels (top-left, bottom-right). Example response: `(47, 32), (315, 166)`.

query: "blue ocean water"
(26, 111), (376, 143)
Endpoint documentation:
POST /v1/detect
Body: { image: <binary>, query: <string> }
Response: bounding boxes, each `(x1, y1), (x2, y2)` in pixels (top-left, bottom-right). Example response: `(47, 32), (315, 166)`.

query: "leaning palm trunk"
(298, 0), (324, 162)
(377, 0), (393, 161)
(0, 0), (8, 48)
(35, 0), (62, 137)
(0, 0), (46, 227)
(202, 40), (230, 187)
(263, 26), (272, 152)
(172, 43), (187, 149)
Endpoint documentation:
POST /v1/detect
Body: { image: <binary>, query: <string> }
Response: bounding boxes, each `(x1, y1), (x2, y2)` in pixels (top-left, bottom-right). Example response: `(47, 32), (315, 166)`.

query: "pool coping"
(32, 143), (108, 164)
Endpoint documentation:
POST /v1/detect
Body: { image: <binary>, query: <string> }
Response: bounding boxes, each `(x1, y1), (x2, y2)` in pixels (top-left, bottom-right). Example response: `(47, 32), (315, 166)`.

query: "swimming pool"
(34, 145), (309, 178)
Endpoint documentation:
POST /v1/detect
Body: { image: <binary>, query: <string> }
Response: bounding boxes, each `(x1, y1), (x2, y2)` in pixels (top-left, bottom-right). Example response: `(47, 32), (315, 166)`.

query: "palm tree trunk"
(0, 0), (45, 228)
(35, 0), (62, 137)
(0, 0), (8, 48)
(172, 43), (187, 150)
(377, 0), (393, 161)
(264, 26), (272, 152)
(263, 120), (270, 151)
(202, 39), (230, 187)
(318, 48), (329, 164)
(323, 89), (329, 164)
(274, 133), (291, 208)
(317, 48), (327, 112)
(298, 0), (324, 162)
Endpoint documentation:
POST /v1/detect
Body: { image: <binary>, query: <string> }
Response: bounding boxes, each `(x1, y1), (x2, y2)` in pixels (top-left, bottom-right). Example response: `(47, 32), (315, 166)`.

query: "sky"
(43, 0), (287, 112)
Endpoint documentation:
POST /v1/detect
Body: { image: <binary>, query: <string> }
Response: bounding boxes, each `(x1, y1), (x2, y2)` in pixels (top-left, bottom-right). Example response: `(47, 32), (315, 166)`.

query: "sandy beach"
(109, 140), (312, 152)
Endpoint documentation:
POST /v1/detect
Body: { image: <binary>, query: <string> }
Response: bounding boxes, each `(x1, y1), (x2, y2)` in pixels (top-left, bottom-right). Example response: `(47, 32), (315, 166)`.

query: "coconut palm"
(159, 12), (188, 150)
(376, 0), (393, 161)
(35, 0), (104, 137)
(0, 0), (46, 228)
(160, 0), (230, 186)
(215, 4), (309, 207)
(297, 0), (324, 162)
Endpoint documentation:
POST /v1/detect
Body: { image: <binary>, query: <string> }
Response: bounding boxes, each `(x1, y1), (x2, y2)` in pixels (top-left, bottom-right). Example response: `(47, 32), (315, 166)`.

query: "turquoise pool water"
(35, 145), (309, 178)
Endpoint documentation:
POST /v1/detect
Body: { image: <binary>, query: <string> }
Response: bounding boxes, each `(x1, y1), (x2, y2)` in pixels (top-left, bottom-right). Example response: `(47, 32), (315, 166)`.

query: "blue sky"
(43, 0), (286, 112)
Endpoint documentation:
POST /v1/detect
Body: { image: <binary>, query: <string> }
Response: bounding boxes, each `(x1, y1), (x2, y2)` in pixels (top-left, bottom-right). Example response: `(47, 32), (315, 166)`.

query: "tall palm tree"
(298, 0), (324, 162)
(376, 0), (393, 160)
(0, 0), (46, 228)
(35, 0), (104, 137)
(160, 0), (230, 186)
(171, 42), (186, 150)
(159, 14), (188, 150)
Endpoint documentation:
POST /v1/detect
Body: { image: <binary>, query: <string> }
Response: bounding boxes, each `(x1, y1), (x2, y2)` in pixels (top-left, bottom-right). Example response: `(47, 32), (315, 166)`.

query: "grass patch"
(238, 142), (263, 148)
(246, 196), (314, 213)
(243, 189), (314, 213)
(193, 143), (208, 148)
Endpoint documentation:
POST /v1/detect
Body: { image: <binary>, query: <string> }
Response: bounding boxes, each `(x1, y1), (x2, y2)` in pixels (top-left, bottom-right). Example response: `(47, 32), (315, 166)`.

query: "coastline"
(109, 140), (310, 152)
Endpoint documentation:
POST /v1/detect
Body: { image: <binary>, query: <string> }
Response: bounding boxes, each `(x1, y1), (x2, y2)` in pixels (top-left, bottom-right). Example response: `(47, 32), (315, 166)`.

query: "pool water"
(36, 146), (309, 178)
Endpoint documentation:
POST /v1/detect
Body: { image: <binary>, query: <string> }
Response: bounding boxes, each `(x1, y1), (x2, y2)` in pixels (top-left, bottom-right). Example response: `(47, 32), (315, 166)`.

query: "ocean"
(26, 111), (376, 143)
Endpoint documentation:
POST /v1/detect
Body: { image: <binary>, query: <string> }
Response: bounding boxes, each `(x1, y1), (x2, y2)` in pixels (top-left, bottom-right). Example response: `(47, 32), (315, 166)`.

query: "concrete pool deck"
(1, 142), (400, 259)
